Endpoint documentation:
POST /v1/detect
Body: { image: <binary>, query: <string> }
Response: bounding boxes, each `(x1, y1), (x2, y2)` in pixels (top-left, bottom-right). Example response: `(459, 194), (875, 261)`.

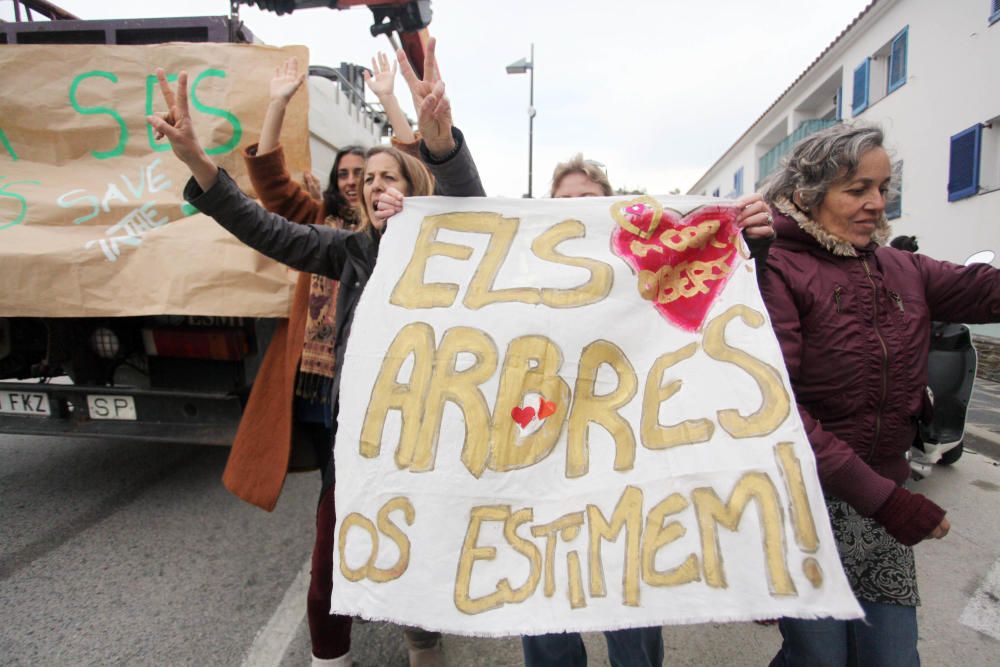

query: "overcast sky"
(6, 0), (873, 197)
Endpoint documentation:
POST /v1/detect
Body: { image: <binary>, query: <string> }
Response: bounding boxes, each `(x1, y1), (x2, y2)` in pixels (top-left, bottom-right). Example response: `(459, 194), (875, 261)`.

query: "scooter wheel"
(938, 442), (964, 466)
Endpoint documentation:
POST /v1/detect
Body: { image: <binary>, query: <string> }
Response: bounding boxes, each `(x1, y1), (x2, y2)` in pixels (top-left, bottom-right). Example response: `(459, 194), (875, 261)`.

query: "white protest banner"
(331, 195), (862, 636)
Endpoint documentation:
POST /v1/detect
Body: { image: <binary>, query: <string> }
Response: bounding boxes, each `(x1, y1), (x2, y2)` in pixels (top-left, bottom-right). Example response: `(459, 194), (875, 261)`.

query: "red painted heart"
(511, 405), (536, 429)
(538, 398), (557, 419)
(610, 196), (741, 331)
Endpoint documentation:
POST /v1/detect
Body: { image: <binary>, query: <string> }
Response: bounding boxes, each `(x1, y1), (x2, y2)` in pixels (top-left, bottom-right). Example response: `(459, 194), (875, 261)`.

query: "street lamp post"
(506, 44), (535, 198)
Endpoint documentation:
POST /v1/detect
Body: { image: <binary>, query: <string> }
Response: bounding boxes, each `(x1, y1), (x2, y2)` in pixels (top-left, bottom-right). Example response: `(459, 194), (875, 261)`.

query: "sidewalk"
(969, 334), (1000, 452)
(966, 376), (1000, 460)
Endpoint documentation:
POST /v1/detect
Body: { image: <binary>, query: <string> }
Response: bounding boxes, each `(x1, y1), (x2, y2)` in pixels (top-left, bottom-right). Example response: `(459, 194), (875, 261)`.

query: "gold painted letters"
(702, 305), (790, 438)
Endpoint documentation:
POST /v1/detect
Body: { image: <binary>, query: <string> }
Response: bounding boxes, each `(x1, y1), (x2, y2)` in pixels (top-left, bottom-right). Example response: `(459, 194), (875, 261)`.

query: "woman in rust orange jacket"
(224, 56), (418, 512)
(220, 56), (420, 667)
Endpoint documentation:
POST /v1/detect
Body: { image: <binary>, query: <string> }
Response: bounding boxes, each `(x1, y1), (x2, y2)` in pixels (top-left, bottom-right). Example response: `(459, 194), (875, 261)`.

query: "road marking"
(966, 424), (1000, 447)
(242, 557), (311, 667)
(959, 557), (1000, 641)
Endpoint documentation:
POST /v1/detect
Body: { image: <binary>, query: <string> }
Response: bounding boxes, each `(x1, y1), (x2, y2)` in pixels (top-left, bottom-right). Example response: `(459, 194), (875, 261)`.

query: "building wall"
(307, 75), (385, 189)
(689, 0), (1000, 268)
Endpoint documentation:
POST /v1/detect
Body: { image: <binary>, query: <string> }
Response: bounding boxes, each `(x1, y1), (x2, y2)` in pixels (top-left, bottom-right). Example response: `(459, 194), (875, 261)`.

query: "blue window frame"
(733, 167), (743, 196)
(712, 187), (720, 197)
(887, 27), (908, 93)
(991, 0), (1000, 25)
(947, 125), (982, 202)
(852, 58), (870, 115)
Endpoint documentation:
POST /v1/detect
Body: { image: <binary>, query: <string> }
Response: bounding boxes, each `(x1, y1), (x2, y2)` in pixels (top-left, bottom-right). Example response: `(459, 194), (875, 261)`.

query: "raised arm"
(184, 169), (349, 279)
(396, 37), (485, 197)
(397, 37), (455, 159)
(365, 51), (416, 145)
(243, 58), (322, 224)
(148, 69), (218, 191)
(258, 57), (307, 156)
(148, 68), (348, 279)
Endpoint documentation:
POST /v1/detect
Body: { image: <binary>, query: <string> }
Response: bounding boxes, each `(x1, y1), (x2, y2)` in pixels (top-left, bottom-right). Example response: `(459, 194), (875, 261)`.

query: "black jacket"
(184, 128), (485, 421)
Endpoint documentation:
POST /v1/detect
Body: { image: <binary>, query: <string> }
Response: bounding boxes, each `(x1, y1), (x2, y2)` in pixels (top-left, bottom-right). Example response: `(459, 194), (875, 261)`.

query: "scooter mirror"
(964, 250), (995, 266)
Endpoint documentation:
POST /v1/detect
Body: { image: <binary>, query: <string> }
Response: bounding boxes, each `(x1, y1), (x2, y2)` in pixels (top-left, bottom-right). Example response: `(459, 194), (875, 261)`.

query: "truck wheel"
(938, 442), (964, 466)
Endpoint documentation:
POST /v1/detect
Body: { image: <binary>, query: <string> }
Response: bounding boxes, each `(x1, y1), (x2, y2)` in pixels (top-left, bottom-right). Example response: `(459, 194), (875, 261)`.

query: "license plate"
(87, 395), (137, 420)
(0, 389), (51, 416)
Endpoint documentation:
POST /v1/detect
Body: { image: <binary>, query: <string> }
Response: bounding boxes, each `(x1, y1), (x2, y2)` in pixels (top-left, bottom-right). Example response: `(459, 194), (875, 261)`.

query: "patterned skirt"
(826, 497), (920, 606)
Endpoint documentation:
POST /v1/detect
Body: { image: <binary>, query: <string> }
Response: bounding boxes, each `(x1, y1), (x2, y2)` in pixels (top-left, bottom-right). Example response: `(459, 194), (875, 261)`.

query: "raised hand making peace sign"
(147, 68), (219, 191)
(396, 37), (455, 158)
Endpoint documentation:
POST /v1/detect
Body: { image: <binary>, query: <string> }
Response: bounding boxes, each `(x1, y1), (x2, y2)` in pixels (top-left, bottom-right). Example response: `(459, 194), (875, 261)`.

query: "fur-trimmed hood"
(771, 196), (891, 257)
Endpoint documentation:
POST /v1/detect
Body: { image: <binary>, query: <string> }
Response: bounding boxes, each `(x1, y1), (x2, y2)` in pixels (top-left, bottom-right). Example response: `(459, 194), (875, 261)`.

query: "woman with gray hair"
(549, 153), (613, 197)
(760, 123), (1000, 666)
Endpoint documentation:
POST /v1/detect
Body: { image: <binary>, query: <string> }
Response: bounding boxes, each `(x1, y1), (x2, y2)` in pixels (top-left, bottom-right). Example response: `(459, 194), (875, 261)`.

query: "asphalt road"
(0, 438), (318, 666)
(2, 382), (999, 666)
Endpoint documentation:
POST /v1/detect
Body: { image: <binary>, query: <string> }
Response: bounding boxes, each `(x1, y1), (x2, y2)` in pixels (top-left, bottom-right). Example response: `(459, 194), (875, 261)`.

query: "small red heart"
(610, 197), (741, 332)
(538, 398), (557, 419)
(511, 405), (536, 429)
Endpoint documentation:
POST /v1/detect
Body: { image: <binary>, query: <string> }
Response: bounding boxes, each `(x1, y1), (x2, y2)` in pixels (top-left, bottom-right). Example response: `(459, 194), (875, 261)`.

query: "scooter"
(909, 249), (995, 479)
(909, 321), (978, 478)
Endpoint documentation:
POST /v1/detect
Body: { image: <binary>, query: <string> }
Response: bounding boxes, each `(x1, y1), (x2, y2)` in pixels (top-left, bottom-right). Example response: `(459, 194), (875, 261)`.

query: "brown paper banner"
(0, 42), (311, 317)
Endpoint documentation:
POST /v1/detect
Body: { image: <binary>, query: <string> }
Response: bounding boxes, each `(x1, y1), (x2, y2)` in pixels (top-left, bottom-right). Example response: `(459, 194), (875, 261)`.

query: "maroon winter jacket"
(761, 202), (1000, 544)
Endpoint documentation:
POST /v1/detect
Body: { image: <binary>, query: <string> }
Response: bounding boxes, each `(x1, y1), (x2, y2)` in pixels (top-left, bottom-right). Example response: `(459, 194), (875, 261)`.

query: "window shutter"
(733, 168), (744, 196)
(852, 59), (870, 115)
(835, 86), (843, 121)
(947, 125), (982, 202)
(992, 0), (1000, 22)
(712, 188), (720, 197)
(888, 27), (908, 93)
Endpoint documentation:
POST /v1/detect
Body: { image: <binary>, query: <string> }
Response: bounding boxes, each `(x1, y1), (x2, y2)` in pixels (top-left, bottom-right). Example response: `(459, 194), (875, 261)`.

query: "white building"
(307, 65), (388, 184)
(689, 0), (1000, 275)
